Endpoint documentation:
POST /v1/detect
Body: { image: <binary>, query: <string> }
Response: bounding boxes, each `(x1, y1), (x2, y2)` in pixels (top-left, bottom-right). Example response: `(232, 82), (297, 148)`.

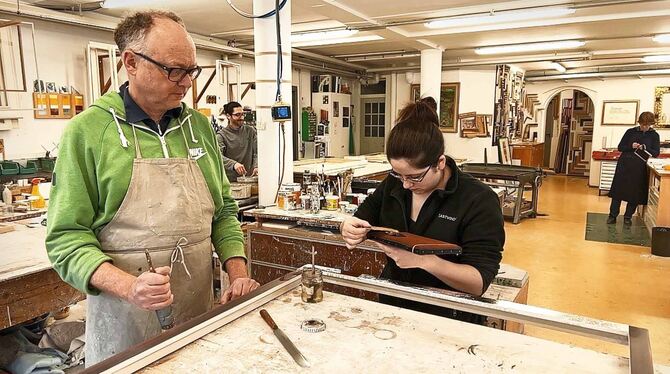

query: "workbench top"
(140, 287), (664, 373)
(0, 222), (50, 282)
(0, 220), (84, 329)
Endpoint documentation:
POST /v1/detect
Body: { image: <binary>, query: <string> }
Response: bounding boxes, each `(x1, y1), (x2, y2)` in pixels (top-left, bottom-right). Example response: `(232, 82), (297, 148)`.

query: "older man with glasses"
(46, 10), (259, 365)
(216, 101), (258, 182)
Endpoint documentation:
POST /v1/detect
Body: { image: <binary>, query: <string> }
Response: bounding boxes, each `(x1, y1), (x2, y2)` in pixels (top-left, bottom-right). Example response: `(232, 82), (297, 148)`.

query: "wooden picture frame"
(601, 100), (639, 126)
(460, 112), (490, 138)
(475, 114), (492, 138)
(498, 137), (512, 165)
(522, 123), (538, 142)
(654, 86), (670, 128)
(410, 82), (460, 133)
(459, 112), (477, 138)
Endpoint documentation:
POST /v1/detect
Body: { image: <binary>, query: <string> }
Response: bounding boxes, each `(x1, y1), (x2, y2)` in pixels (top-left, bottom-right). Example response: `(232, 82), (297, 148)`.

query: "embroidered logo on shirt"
(438, 213), (457, 221)
(189, 147), (207, 160)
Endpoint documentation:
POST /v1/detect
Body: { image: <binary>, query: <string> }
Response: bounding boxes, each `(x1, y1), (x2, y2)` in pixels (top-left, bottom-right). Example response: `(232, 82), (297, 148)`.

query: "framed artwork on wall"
(459, 112), (477, 138)
(475, 114), (492, 138)
(601, 100), (639, 126)
(410, 82), (460, 133)
(654, 86), (670, 128)
(498, 137), (512, 165)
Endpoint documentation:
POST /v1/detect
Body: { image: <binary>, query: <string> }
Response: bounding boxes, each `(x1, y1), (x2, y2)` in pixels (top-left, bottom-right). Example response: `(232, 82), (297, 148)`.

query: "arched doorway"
(543, 89), (594, 176)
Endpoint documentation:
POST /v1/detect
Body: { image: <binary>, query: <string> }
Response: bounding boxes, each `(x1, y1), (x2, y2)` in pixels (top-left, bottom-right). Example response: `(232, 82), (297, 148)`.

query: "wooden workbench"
(0, 222), (84, 329)
(644, 160), (670, 234)
(97, 280), (663, 373)
(244, 208), (528, 333)
(293, 156), (392, 181)
(0, 208), (47, 223)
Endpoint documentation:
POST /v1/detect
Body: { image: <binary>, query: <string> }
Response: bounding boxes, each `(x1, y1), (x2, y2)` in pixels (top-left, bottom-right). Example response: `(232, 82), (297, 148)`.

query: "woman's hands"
(340, 216), (372, 249)
(375, 242), (433, 269)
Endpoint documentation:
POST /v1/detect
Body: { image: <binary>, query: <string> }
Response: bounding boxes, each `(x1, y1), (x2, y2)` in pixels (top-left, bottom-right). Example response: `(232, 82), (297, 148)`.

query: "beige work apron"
(86, 124), (215, 366)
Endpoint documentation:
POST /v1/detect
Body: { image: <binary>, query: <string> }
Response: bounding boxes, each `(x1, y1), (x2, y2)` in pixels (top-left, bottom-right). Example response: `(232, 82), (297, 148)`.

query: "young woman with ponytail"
(340, 98), (505, 324)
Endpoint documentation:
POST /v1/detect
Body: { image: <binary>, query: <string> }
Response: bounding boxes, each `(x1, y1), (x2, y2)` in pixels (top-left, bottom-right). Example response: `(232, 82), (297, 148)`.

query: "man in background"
(217, 101), (258, 182)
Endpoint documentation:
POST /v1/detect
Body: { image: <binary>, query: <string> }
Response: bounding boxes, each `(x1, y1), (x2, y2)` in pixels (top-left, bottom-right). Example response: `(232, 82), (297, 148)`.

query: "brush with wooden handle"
(369, 226), (400, 235)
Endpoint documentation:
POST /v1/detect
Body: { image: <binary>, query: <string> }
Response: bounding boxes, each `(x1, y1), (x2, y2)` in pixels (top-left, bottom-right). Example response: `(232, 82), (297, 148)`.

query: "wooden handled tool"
(260, 309), (310, 367)
(370, 226), (400, 235)
(144, 249), (175, 330)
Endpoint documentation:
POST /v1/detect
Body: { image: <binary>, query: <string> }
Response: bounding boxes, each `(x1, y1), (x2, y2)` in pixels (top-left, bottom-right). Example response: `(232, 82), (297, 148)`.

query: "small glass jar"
(301, 267), (323, 303)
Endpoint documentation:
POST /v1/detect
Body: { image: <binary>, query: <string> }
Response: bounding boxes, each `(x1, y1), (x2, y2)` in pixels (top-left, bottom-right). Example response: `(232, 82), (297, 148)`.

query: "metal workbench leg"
(531, 182), (539, 217)
(513, 184), (523, 224)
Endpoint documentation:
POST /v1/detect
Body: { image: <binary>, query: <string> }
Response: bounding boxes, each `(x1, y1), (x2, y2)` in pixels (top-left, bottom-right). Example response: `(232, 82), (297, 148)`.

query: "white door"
(360, 98), (386, 154)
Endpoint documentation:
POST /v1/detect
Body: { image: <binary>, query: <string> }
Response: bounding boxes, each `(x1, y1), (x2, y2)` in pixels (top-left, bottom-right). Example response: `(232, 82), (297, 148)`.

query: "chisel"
(144, 249), (175, 330)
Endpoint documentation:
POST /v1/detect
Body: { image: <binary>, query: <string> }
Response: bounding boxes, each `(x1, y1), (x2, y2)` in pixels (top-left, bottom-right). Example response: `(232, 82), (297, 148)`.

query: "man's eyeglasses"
(132, 51), (202, 83)
(230, 113), (245, 118)
(389, 165), (432, 184)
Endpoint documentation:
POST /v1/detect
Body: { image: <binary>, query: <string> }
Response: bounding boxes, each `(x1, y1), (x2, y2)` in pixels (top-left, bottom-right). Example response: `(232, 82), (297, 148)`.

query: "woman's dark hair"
(638, 111), (655, 125)
(387, 100), (445, 168)
(420, 96), (438, 112)
(223, 101), (242, 115)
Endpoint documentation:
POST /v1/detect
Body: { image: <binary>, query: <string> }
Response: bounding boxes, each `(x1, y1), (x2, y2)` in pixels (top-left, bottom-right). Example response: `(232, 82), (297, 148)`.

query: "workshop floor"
(502, 175), (670, 365)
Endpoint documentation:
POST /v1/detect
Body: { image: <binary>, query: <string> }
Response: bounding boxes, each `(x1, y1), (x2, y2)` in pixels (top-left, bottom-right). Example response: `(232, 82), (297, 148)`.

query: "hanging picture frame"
(410, 82), (460, 133)
(654, 86), (670, 128)
(459, 112), (478, 138)
(601, 100), (639, 126)
(475, 114), (492, 138)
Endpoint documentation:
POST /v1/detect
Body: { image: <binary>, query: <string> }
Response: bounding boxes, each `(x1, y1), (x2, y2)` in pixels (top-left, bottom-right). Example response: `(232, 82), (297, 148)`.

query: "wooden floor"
(503, 175), (670, 365)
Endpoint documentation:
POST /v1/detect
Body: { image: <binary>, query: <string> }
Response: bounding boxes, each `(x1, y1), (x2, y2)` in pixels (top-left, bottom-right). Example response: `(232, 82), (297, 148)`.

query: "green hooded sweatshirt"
(46, 91), (245, 295)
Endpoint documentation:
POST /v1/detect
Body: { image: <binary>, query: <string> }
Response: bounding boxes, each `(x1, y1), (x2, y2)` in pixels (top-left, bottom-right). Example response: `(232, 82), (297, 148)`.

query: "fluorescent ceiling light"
(652, 34), (670, 43)
(550, 62), (566, 72)
(425, 7), (575, 29)
(292, 35), (383, 48)
(100, 0), (159, 8)
(642, 55), (670, 63)
(291, 29), (358, 43)
(475, 40), (585, 55)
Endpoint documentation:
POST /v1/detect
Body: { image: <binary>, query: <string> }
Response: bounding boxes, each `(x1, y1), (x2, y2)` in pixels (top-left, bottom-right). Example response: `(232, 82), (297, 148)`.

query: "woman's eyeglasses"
(132, 51), (202, 83)
(389, 165), (432, 183)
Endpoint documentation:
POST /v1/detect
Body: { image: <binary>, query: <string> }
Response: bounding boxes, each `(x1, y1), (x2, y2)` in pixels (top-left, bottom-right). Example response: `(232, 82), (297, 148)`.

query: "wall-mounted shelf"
(0, 107), (23, 130)
(33, 93), (84, 119)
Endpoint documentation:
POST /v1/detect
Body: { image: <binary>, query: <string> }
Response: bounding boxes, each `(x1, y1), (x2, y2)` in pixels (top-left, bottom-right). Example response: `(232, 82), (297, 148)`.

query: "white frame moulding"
(89, 269), (653, 374)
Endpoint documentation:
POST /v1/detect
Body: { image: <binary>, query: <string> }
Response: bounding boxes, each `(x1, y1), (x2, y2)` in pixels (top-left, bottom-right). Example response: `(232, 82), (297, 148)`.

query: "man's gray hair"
(114, 10), (185, 53)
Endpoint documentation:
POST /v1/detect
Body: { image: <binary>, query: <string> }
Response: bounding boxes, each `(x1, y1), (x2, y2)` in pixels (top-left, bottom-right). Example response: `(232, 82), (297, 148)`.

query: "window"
(364, 100), (385, 138)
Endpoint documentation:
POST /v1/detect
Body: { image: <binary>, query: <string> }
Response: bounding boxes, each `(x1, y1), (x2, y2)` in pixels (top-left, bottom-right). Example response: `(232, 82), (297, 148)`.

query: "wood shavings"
(328, 311), (351, 322)
(378, 316), (402, 326)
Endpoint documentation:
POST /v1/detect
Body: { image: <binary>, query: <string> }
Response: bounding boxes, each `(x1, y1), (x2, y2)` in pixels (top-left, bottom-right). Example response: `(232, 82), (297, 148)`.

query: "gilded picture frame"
(410, 82), (460, 133)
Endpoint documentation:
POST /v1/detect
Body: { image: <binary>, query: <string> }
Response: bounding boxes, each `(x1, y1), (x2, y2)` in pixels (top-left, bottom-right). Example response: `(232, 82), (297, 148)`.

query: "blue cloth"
(3, 328), (68, 374)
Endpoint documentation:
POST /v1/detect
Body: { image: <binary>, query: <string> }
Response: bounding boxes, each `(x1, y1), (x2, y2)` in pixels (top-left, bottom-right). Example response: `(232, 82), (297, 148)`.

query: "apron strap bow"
(170, 237), (192, 280)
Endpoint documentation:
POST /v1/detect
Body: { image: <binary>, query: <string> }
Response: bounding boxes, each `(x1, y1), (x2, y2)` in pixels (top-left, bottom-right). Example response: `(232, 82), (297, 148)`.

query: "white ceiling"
(25, 0), (670, 74)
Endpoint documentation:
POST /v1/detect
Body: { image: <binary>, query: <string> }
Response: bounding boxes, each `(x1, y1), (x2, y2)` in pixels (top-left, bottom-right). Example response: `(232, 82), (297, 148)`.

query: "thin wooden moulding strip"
(83, 273), (302, 374)
(86, 270), (653, 374)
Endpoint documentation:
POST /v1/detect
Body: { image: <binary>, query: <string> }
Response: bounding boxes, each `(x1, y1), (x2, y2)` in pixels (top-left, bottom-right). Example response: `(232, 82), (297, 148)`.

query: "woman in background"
(607, 111), (660, 225)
